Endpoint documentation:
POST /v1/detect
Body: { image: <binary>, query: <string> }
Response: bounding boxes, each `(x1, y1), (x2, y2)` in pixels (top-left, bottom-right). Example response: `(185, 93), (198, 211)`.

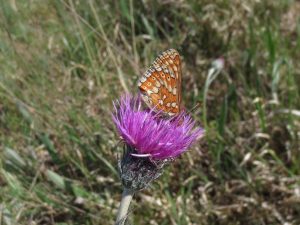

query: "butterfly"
(138, 49), (182, 117)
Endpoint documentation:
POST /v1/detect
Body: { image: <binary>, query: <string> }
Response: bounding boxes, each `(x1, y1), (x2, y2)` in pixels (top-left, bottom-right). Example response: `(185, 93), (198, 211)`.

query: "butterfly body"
(138, 49), (182, 116)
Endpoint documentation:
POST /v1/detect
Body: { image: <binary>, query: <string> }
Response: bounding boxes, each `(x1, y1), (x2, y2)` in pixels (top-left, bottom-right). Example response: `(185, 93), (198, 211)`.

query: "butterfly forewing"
(138, 49), (182, 116)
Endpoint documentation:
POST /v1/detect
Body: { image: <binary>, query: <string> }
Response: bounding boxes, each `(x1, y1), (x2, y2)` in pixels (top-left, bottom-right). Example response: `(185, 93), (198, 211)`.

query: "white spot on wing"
(171, 102), (177, 108)
(145, 71), (151, 77)
(169, 70), (175, 78)
(172, 87), (177, 95)
(140, 76), (147, 82)
(152, 87), (159, 93)
(141, 94), (149, 103)
(147, 90), (153, 95)
(155, 81), (161, 87)
(156, 67), (162, 72)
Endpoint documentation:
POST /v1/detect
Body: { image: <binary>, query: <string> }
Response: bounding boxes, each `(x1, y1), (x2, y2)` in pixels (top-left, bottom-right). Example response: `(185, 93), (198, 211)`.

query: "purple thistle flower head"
(112, 95), (204, 160)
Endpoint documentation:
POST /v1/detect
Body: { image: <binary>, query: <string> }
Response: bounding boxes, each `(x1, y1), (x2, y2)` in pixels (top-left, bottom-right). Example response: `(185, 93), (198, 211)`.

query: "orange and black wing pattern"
(138, 49), (182, 116)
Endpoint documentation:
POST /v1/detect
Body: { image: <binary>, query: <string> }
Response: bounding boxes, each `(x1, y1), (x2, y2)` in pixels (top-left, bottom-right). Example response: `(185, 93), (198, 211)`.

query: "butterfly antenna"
(186, 102), (201, 115)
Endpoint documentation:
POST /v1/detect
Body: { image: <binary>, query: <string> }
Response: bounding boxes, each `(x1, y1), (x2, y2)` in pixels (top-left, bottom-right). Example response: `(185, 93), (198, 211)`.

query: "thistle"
(113, 95), (204, 224)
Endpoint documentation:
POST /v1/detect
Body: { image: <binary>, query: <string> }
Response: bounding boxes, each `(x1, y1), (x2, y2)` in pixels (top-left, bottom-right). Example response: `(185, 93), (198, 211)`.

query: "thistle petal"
(112, 95), (204, 160)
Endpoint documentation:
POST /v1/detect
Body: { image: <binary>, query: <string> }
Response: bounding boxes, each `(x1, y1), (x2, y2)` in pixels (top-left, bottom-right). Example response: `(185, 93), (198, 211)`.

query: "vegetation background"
(1, 0), (299, 224)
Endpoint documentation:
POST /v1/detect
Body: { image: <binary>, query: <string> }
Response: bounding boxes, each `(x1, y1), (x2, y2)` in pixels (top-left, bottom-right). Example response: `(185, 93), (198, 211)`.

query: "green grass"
(1, 0), (300, 224)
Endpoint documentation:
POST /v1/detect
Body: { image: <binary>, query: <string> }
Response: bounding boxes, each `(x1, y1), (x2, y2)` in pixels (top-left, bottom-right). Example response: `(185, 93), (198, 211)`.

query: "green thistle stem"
(115, 188), (135, 225)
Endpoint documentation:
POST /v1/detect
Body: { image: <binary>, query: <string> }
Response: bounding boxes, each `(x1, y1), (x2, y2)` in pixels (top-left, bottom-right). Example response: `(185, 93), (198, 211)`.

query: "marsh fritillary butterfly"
(138, 49), (182, 116)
